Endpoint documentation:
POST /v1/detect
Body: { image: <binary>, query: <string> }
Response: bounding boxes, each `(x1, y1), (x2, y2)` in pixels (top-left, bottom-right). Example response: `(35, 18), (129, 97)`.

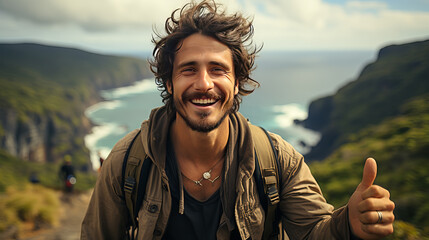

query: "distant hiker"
(29, 172), (40, 184)
(59, 155), (76, 193)
(81, 1), (395, 239)
(98, 151), (104, 168)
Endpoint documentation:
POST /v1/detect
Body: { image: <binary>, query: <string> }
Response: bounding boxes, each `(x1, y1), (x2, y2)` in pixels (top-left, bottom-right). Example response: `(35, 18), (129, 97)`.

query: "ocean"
(84, 50), (375, 169)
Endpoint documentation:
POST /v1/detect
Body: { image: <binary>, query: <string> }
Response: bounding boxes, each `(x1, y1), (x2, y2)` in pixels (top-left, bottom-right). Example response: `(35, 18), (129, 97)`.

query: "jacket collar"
(140, 106), (173, 171)
(141, 106), (256, 176)
(140, 106), (256, 230)
(222, 111), (256, 230)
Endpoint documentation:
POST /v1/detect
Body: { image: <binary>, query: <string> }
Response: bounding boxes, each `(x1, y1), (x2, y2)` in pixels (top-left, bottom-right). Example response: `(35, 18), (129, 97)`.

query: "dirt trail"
(20, 190), (93, 240)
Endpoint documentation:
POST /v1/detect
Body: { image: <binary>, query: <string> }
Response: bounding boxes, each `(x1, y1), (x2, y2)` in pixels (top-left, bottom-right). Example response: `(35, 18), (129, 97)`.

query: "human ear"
(234, 81), (239, 95)
(166, 80), (173, 94)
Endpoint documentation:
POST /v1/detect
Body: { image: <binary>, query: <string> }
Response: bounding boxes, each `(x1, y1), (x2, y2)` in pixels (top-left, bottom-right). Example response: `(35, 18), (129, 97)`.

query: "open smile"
(191, 98), (218, 106)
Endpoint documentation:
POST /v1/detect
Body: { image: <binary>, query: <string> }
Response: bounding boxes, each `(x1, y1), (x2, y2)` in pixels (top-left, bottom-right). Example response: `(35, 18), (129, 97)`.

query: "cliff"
(299, 39), (429, 236)
(302, 39), (429, 161)
(0, 43), (151, 169)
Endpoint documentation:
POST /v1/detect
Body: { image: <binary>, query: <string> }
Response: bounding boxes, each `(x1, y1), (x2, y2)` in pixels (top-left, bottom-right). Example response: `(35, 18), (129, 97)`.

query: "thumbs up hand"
(348, 158), (395, 239)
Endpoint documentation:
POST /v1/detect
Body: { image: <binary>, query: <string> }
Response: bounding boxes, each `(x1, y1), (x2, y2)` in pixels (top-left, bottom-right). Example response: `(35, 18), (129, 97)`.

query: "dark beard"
(177, 109), (230, 133)
(175, 90), (233, 133)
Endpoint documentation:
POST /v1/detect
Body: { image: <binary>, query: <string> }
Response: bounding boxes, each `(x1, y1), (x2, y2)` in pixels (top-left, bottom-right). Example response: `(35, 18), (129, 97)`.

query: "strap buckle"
(267, 184), (280, 205)
(124, 176), (136, 194)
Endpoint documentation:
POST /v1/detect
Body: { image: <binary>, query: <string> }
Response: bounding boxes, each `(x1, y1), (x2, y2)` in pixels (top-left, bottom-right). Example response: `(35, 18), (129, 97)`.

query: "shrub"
(0, 184), (60, 234)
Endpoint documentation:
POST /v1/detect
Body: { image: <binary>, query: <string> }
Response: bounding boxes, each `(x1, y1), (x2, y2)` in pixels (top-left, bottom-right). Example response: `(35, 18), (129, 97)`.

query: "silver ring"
(376, 211), (383, 224)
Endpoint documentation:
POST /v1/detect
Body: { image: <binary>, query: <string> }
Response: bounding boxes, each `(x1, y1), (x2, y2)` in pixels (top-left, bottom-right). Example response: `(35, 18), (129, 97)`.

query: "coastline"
(84, 79), (158, 170)
(84, 84), (320, 170)
(82, 49), (374, 168)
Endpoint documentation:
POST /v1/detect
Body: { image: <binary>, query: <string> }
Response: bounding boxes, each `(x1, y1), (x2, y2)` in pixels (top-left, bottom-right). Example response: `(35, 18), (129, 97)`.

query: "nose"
(194, 69), (214, 92)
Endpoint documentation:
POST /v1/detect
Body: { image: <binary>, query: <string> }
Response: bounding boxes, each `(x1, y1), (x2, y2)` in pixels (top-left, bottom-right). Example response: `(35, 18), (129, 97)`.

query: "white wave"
(285, 125), (321, 154)
(85, 100), (122, 116)
(272, 103), (308, 128)
(102, 78), (157, 99)
(88, 146), (112, 170)
(84, 123), (127, 169)
(269, 103), (321, 154)
(84, 79), (157, 170)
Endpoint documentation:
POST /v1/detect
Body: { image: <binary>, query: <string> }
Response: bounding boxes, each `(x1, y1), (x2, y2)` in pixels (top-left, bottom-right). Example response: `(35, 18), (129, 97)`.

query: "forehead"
(174, 33), (233, 66)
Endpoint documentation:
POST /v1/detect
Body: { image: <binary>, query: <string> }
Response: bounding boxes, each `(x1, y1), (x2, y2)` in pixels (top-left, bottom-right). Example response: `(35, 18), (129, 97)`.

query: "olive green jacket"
(81, 106), (352, 240)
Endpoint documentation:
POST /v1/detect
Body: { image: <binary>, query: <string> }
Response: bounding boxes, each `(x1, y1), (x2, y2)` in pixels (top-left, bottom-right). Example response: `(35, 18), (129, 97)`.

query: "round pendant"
(203, 171), (211, 180)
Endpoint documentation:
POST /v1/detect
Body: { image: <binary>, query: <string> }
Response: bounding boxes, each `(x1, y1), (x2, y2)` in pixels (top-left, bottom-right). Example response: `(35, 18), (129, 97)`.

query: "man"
(81, 1), (395, 239)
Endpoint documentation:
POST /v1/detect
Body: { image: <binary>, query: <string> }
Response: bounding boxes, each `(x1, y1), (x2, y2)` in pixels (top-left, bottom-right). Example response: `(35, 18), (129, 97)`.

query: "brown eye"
(211, 67), (226, 74)
(182, 68), (196, 75)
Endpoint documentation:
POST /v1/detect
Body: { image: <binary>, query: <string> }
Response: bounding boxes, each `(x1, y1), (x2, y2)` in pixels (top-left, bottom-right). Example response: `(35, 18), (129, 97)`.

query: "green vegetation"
(310, 95), (429, 238)
(303, 39), (429, 238)
(0, 150), (97, 192)
(303, 40), (429, 237)
(0, 184), (60, 234)
(304, 39), (429, 160)
(0, 43), (150, 168)
(0, 43), (150, 234)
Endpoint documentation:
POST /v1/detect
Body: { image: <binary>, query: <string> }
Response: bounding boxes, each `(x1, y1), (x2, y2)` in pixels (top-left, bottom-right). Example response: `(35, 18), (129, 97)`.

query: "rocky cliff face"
(1, 109), (50, 162)
(0, 43), (151, 169)
(0, 108), (93, 164)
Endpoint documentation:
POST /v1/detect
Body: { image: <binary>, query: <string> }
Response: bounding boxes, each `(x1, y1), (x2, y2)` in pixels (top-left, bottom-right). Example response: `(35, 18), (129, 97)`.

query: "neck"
(170, 114), (229, 166)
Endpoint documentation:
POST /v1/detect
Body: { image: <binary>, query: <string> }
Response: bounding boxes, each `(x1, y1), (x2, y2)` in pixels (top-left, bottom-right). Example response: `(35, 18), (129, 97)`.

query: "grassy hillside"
(310, 94), (429, 238)
(0, 43), (151, 169)
(0, 43), (150, 120)
(0, 43), (151, 235)
(303, 39), (429, 239)
(0, 149), (96, 192)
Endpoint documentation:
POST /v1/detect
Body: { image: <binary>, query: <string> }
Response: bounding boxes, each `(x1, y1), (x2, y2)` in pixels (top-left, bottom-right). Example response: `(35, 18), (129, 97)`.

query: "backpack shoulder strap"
(249, 124), (282, 240)
(121, 129), (152, 240)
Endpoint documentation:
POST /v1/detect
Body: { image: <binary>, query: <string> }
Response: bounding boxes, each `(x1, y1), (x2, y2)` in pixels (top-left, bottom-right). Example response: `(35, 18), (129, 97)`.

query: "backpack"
(122, 124), (282, 240)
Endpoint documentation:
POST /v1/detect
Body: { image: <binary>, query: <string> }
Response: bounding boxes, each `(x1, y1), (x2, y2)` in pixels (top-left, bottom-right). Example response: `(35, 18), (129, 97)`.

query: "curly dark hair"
(149, 0), (261, 113)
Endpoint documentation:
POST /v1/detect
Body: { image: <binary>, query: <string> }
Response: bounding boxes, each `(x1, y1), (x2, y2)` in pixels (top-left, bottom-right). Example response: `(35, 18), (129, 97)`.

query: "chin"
(182, 112), (229, 133)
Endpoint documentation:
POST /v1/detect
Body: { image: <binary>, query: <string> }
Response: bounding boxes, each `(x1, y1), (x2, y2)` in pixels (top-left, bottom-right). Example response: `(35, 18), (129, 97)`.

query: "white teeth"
(192, 98), (216, 105)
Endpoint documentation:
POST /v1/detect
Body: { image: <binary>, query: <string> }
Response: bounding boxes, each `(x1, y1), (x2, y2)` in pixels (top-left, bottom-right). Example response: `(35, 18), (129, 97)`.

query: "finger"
(361, 185), (390, 200)
(358, 198), (395, 213)
(361, 222), (394, 237)
(359, 210), (395, 224)
(360, 158), (377, 189)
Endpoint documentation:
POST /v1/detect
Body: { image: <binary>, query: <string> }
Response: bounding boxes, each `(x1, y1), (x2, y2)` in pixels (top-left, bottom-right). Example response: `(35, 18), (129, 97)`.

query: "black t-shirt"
(162, 138), (223, 240)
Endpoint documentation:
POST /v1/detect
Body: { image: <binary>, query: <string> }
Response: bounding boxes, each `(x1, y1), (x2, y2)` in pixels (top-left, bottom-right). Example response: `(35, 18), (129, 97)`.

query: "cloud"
(245, 0), (429, 50)
(0, 0), (428, 51)
(0, 0), (192, 32)
(346, 1), (388, 10)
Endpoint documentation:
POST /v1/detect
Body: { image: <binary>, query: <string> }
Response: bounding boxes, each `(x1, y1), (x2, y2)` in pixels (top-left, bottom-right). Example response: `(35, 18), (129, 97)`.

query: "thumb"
(360, 157), (377, 188)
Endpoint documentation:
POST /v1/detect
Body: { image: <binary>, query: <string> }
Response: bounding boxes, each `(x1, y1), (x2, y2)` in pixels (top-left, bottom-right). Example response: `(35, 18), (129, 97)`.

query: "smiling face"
(168, 33), (238, 133)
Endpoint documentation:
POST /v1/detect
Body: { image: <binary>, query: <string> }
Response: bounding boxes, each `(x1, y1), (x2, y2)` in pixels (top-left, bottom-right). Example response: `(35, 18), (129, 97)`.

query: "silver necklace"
(181, 158), (223, 186)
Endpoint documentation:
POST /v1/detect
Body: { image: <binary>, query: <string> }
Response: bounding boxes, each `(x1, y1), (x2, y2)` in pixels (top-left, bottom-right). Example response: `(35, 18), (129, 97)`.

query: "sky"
(0, 0), (428, 54)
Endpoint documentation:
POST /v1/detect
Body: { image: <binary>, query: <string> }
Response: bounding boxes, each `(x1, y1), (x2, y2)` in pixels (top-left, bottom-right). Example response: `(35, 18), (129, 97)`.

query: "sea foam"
(272, 103), (308, 128)
(85, 100), (122, 116)
(85, 79), (156, 170)
(101, 78), (157, 99)
(270, 103), (320, 154)
(84, 123), (128, 169)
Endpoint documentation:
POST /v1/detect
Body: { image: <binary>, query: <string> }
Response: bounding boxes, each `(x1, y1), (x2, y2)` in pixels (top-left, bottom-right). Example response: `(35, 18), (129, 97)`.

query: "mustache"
(182, 91), (223, 101)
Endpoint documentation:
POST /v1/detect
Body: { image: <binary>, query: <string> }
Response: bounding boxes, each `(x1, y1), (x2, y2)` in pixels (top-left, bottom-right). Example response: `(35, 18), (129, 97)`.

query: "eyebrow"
(210, 61), (231, 71)
(177, 61), (197, 69)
